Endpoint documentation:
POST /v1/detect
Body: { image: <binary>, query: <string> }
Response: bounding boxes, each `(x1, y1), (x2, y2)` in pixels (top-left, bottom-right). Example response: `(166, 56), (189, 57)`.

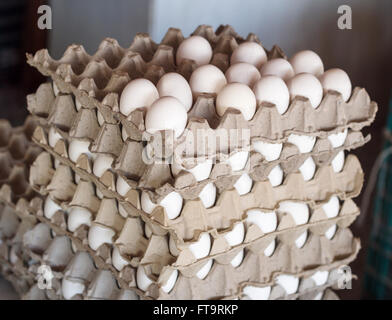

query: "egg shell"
(67, 206), (92, 232)
(230, 249), (244, 268)
(62, 279), (85, 300)
(276, 274), (299, 294)
(176, 35), (212, 66)
(198, 182), (216, 208)
(259, 58), (295, 82)
(287, 134), (316, 153)
(171, 159), (213, 182)
(230, 42), (267, 69)
(253, 75), (290, 114)
(68, 139), (91, 162)
(48, 127), (62, 147)
(299, 157), (316, 181)
(119, 79), (159, 116)
(328, 129), (348, 148)
(225, 62), (261, 87)
(234, 173), (253, 195)
(242, 285), (271, 300)
(112, 246), (129, 271)
(116, 176), (131, 197)
(322, 196), (340, 218)
(325, 224), (337, 240)
(278, 201), (309, 225)
(88, 224), (115, 250)
(290, 50), (324, 76)
(161, 270), (178, 293)
(145, 96), (188, 138)
(93, 154), (113, 178)
(44, 196), (62, 219)
(253, 141), (283, 161)
(196, 259), (213, 280)
(216, 83), (256, 121)
(264, 240), (276, 257)
(227, 151), (249, 172)
(141, 191), (157, 214)
(268, 165), (283, 187)
(159, 191), (183, 220)
(295, 230), (308, 248)
(189, 232), (211, 259)
(157, 72), (193, 111)
(246, 209), (277, 234)
(189, 64), (227, 97)
(331, 150), (345, 173)
(311, 271), (329, 286)
(287, 73), (323, 109)
(224, 223), (245, 246)
(136, 266), (153, 291)
(319, 68), (352, 102)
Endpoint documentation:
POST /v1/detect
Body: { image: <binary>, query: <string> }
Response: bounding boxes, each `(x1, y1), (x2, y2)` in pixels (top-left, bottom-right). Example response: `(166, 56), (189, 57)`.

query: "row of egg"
(119, 36), (353, 138)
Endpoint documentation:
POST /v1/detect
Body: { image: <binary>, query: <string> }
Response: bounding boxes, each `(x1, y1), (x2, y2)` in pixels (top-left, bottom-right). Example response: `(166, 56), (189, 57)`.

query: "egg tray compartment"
(27, 83), (371, 203)
(26, 24), (377, 145)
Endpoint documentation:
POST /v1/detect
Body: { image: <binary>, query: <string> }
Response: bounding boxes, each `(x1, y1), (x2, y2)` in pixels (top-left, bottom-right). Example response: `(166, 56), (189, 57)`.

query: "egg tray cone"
(0, 201), (357, 300)
(27, 82), (371, 204)
(26, 25), (377, 150)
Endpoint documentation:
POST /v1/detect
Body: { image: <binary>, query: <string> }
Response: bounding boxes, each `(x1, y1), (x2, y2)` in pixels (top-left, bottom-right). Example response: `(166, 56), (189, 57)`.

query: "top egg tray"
(26, 25), (377, 151)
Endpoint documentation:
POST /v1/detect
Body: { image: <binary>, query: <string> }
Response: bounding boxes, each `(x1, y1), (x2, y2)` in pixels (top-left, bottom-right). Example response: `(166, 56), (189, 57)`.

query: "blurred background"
(0, 0), (391, 299)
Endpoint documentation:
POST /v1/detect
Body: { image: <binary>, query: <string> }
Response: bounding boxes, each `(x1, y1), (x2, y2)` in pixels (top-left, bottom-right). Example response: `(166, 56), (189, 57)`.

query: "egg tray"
(26, 24), (377, 147)
(27, 82), (371, 202)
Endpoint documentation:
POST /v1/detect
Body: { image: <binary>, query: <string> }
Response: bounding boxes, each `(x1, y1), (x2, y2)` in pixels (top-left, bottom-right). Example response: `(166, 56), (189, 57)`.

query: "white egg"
(116, 176), (131, 197)
(92, 154), (113, 178)
(259, 58), (295, 82)
(230, 42), (267, 69)
(62, 278), (85, 300)
(118, 203), (128, 218)
(264, 240), (276, 257)
(176, 35), (212, 66)
(171, 159), (213, 182)
(189, 64), (227, 97)
(287, 134), (316, 153)
(189, 232), (211, 259)
(328, 129), (348, 148)
(97, 110), (105, 126)
(44, 196), (62, 219)
(136, 266), (153, 291)
(159, 192), (183, 220)
(295, 230), (308, 248)
(225, 62), (261, 87)
(68, 139), (91, 162)
(278, 201), (309, 225)
(253, 141), (283, 161)
(67, 206), (92, 232)
(53, 82), (60, 95)
(325, 224), (337, 240)
(119, 79), (159, 116)
(216, 83), (257, 120)
(161, 270), (178, 293)
(87, 224), (115, 250)
(253, 75), (290, 114)
(268, 165), (284, 187)
(289, 50), (324, 76)
(112, 246), (129, 271)
(96, 188), (104, 199)
(48, 127), (62, 147)
(230, 249), (244, 268)
(331, 150), (345, 173)
(299, 157), (316, 181)
(234, 173), (253, 195)
(224, 223), (245, 246)
(311, 271), (329, 286)
(313, 292), (324, 300)
(196, 259), (213, 280)
(157, 72), (192, 111)
(227, 151), (249, 172)
(276, 274), (299, 295)
(145, 96), (188, 138)
(246, 209), (277, 233)
(198, 183), (216, 208)
(242, 285), (271, 300)
(322, 196), (340, 218)
(319, 68), (352, 102)
(287, 73), (323, 109)
(141, 191), (157, 214)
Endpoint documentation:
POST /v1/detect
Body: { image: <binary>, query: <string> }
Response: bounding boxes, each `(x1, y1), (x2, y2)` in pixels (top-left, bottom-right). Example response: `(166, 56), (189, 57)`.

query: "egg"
(313, 292), (324, 300)
(68, 139), (91, 162)
(299, 157), (316, 181)
(230, 249), (244, 268)
(287, 73), (323, 108)
(141, 191), (157, 214)
(234, 173), (253, 195)
(227, 151), (249, 172)
(157, 72), (193, 111)
(295, 231), (308, 248)
(189, 64), (227, 97)
(48, 127), (62, 147)
(189, 232), (211, 259)
(225, 62), (261, 87)
(118, 203), (128, 218)
(161, 270), (178, 293)
(87, 224), (115, 250)
(287, 134), (316, 153)
(253, 75), (290, 114)
(264, 240), (276, 257)
(159, 192), (183, 220)
(331, 150), (345, 173)
(319, 68), (352, 102)
(145, 96), (188, 138)
(176, 35), (212, 66)
(198, 182), (216, 208)
(92, 154), (113, 178)
(328, 129), (348, 148)
(253, 141), (283, 162)
(325, 224), (337, 239)
(44, 196), (62, 219)
(268, 165), (283, 187)
(196, 259), (213, 280)
(96, 188), (104, 199)
(116, 176), (131, 197)
(242, 285), (271, 300)
(62, 278), (85, 300)
(171, 159), (213, 182)
(311, 271), (329, 286)
(276, 274), (299, 294)
(289, 50), (324, 76)
(322, 196), (340, 218)
(246, 209), (277, 233)
(230, 42), (267, 69)
(259, 58), (295, 82)
(119, 79), (159, 116)
(224, 223), (245, 246)
(67, 206), (92, 232)
(278, 201), (309, 225)
(112, 246), (129, 271)
(136, 266), (153, 291)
